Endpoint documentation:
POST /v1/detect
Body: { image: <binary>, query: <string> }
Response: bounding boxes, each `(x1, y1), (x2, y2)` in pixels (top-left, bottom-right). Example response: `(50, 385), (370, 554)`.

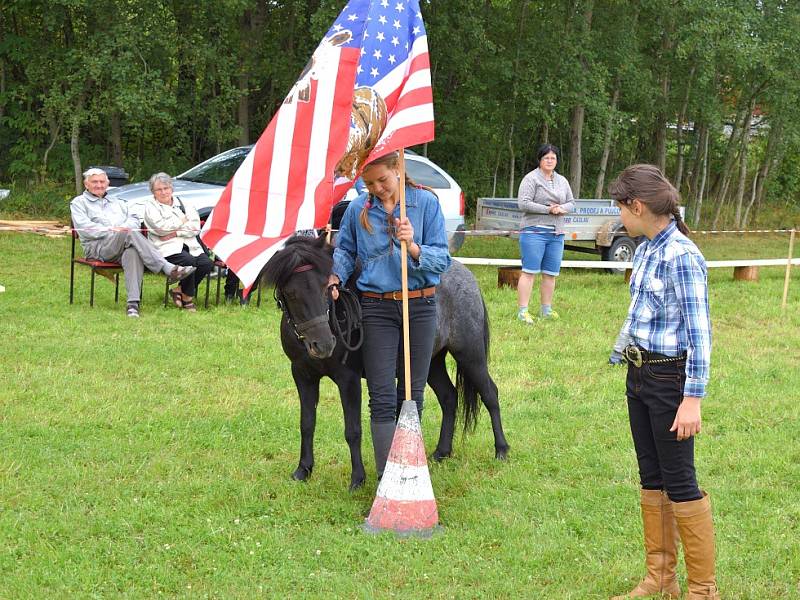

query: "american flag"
(200, 0), (434, 293)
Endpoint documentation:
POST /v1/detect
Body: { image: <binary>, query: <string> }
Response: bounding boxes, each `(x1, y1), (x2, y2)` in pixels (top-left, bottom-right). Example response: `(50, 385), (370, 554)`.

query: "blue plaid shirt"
(620, 221), (712, 397)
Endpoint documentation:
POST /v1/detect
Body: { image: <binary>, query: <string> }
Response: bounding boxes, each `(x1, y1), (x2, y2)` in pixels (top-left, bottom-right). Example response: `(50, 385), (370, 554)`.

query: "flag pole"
(398, 151), (412, 403)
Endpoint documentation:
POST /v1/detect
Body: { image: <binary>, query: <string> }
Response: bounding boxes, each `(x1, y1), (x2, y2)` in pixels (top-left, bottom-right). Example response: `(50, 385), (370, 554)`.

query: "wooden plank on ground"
(0, 220), (70, 236)
(0, 219), (62, 226)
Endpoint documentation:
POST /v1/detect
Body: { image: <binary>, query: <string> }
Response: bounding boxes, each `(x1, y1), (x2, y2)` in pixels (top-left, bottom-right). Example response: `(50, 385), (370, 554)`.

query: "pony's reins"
(328, 284), (362, 352)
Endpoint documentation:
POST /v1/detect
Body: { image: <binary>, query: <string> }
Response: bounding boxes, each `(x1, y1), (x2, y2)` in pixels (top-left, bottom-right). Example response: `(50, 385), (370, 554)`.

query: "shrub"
(0, 182), (74, 221)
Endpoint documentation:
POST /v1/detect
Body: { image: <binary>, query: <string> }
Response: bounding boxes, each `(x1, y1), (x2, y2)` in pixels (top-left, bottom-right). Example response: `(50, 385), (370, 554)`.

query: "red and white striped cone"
(363, 399), (441, 536)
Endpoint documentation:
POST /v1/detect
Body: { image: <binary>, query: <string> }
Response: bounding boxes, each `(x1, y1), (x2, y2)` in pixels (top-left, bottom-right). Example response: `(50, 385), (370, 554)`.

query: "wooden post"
(782, 229), (795, 312)
(624, 268), (633, 283)
(398, 152), (412, 403)
(497, 267), (522, 289)
(733, 265), (759, 281)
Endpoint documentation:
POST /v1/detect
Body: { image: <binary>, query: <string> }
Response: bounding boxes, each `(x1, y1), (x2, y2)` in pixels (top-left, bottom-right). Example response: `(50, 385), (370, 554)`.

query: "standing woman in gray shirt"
(516, 144), (575, 323)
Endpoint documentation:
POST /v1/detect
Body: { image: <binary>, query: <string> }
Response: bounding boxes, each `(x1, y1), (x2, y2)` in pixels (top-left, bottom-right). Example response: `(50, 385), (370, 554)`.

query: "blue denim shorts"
(519, 226), (565, 275)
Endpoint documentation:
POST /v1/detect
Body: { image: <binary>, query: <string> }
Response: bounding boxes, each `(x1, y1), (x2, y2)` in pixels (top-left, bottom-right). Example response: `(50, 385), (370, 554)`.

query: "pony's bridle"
(274, 263), (363, 353)
(274, 264), (329, 342)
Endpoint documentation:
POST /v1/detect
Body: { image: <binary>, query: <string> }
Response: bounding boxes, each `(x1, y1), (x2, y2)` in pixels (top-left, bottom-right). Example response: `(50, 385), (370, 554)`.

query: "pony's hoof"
(494, 446), (509, 460)
(431, 449), (451, 462)
(292, 466), (312, 481)
(349, 476), (365, 492)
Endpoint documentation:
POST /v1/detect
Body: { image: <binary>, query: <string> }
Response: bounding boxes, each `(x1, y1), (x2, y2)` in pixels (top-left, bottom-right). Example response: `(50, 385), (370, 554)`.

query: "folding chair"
(174, 218), (226, 308)
(162, 257), (227, 308)
(69, 222), (124, 306)
(205, 259), (227, 307)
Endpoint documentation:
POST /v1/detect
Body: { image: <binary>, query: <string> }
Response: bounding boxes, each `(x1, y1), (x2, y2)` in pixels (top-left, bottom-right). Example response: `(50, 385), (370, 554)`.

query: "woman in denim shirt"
(328, 152), (451, 480)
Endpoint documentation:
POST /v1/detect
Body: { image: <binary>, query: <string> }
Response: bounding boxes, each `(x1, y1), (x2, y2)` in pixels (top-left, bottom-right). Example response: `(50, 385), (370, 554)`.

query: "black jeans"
(626, 359), (702, 502)
(164, 248), (214, 298)
(360, 295), (437, 423)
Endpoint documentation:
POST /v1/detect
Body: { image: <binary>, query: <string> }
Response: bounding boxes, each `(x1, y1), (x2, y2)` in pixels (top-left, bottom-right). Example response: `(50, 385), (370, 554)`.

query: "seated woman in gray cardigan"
(516, 144), (575, 323)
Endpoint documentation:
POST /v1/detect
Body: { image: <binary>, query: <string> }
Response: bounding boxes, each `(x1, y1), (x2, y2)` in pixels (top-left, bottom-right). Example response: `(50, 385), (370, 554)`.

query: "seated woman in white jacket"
(143, 172), (213, 311)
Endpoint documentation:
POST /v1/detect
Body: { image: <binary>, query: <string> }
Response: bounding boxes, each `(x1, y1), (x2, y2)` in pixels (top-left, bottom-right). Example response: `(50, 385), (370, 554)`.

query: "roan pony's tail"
(455, 297), (490, 433)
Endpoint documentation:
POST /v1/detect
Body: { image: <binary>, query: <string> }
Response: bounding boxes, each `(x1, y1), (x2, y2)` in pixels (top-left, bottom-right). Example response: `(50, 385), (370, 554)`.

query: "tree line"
(1, 0), (799, 228)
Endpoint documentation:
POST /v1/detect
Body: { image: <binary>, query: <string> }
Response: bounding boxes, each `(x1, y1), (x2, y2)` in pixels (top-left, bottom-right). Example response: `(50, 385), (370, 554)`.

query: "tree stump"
(497, 267), (522, 289)
(733, 266), (759, 281)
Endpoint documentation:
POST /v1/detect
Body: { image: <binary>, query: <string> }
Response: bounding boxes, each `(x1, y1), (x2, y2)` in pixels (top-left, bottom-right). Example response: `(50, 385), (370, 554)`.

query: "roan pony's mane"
(261, 235), (333, 288)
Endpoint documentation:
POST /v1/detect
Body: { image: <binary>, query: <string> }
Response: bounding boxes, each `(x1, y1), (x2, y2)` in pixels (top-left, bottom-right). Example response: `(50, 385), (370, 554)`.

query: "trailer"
(475, 197), (643, 271)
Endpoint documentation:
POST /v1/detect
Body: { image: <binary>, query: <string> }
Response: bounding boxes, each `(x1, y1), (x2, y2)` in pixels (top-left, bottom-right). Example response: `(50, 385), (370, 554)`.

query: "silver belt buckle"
(624, 345), (643, 367)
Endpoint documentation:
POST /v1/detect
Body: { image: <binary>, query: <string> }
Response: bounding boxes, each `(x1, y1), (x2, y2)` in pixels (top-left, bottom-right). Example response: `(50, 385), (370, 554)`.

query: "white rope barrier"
(691, 229), (795, 235)
(1, 222), (795, 237)
(455, 257), (627, 269)
(453, 257), (800, 269)
(457, 227), (795, 236)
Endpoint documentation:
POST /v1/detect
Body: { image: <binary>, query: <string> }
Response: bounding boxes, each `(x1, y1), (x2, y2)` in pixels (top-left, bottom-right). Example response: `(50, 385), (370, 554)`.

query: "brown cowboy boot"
(611, 489), (681, 599)
(673, 492), (721, 599)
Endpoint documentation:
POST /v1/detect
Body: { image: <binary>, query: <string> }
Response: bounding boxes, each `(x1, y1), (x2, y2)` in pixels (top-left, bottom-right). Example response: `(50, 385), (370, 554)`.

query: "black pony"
(262, 236), (509, 490)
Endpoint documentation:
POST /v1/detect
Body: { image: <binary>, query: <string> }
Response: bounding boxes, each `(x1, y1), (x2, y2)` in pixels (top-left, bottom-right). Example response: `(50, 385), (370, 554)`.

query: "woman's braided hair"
(608, 164), (690, 235)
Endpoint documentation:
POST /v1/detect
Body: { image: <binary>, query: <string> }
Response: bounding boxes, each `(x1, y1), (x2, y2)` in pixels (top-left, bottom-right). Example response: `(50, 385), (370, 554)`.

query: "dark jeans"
(164, 248), (213, 297)
(626, 359), (702, 502)
(360, 295), (437, 423)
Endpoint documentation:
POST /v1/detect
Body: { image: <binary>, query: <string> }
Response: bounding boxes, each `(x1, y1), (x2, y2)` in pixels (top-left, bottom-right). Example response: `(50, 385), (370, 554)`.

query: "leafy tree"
(1, 0), (798, 227)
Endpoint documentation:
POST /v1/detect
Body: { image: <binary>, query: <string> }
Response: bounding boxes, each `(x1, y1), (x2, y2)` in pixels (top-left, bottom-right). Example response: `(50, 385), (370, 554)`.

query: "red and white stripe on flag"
(371, 36), (435, 157)
(200, 48), (359, 292)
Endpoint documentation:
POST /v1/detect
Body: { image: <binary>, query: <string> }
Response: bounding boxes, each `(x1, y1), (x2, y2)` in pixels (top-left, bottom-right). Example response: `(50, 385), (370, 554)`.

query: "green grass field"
(1, 231), (799, 599)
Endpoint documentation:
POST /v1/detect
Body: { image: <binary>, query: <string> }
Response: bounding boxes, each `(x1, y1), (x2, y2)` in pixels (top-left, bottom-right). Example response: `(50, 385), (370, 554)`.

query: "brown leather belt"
(361, 286), (436, 301)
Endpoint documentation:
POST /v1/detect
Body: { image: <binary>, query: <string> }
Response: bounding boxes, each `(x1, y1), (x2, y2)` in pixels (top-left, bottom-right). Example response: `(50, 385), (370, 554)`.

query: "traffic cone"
(363, 399), (441, 537)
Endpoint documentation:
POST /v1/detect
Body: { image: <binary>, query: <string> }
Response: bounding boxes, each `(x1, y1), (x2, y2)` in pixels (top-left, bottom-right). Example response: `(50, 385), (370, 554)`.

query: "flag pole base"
(362, 400), (442, 537)
(361, 521), (443, 538)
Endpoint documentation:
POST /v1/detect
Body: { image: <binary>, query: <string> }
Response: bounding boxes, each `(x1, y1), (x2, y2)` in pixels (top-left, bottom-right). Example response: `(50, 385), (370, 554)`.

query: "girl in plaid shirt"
(608, 165), (720, 600)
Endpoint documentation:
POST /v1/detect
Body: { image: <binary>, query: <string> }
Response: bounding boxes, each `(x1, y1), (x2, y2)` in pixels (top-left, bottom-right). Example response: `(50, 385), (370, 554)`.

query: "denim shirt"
(333, 186), (451, 293)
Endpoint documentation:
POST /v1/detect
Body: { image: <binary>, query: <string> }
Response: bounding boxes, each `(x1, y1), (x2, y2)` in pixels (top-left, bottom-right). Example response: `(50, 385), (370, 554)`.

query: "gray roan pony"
(262, 235), (509, 491)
